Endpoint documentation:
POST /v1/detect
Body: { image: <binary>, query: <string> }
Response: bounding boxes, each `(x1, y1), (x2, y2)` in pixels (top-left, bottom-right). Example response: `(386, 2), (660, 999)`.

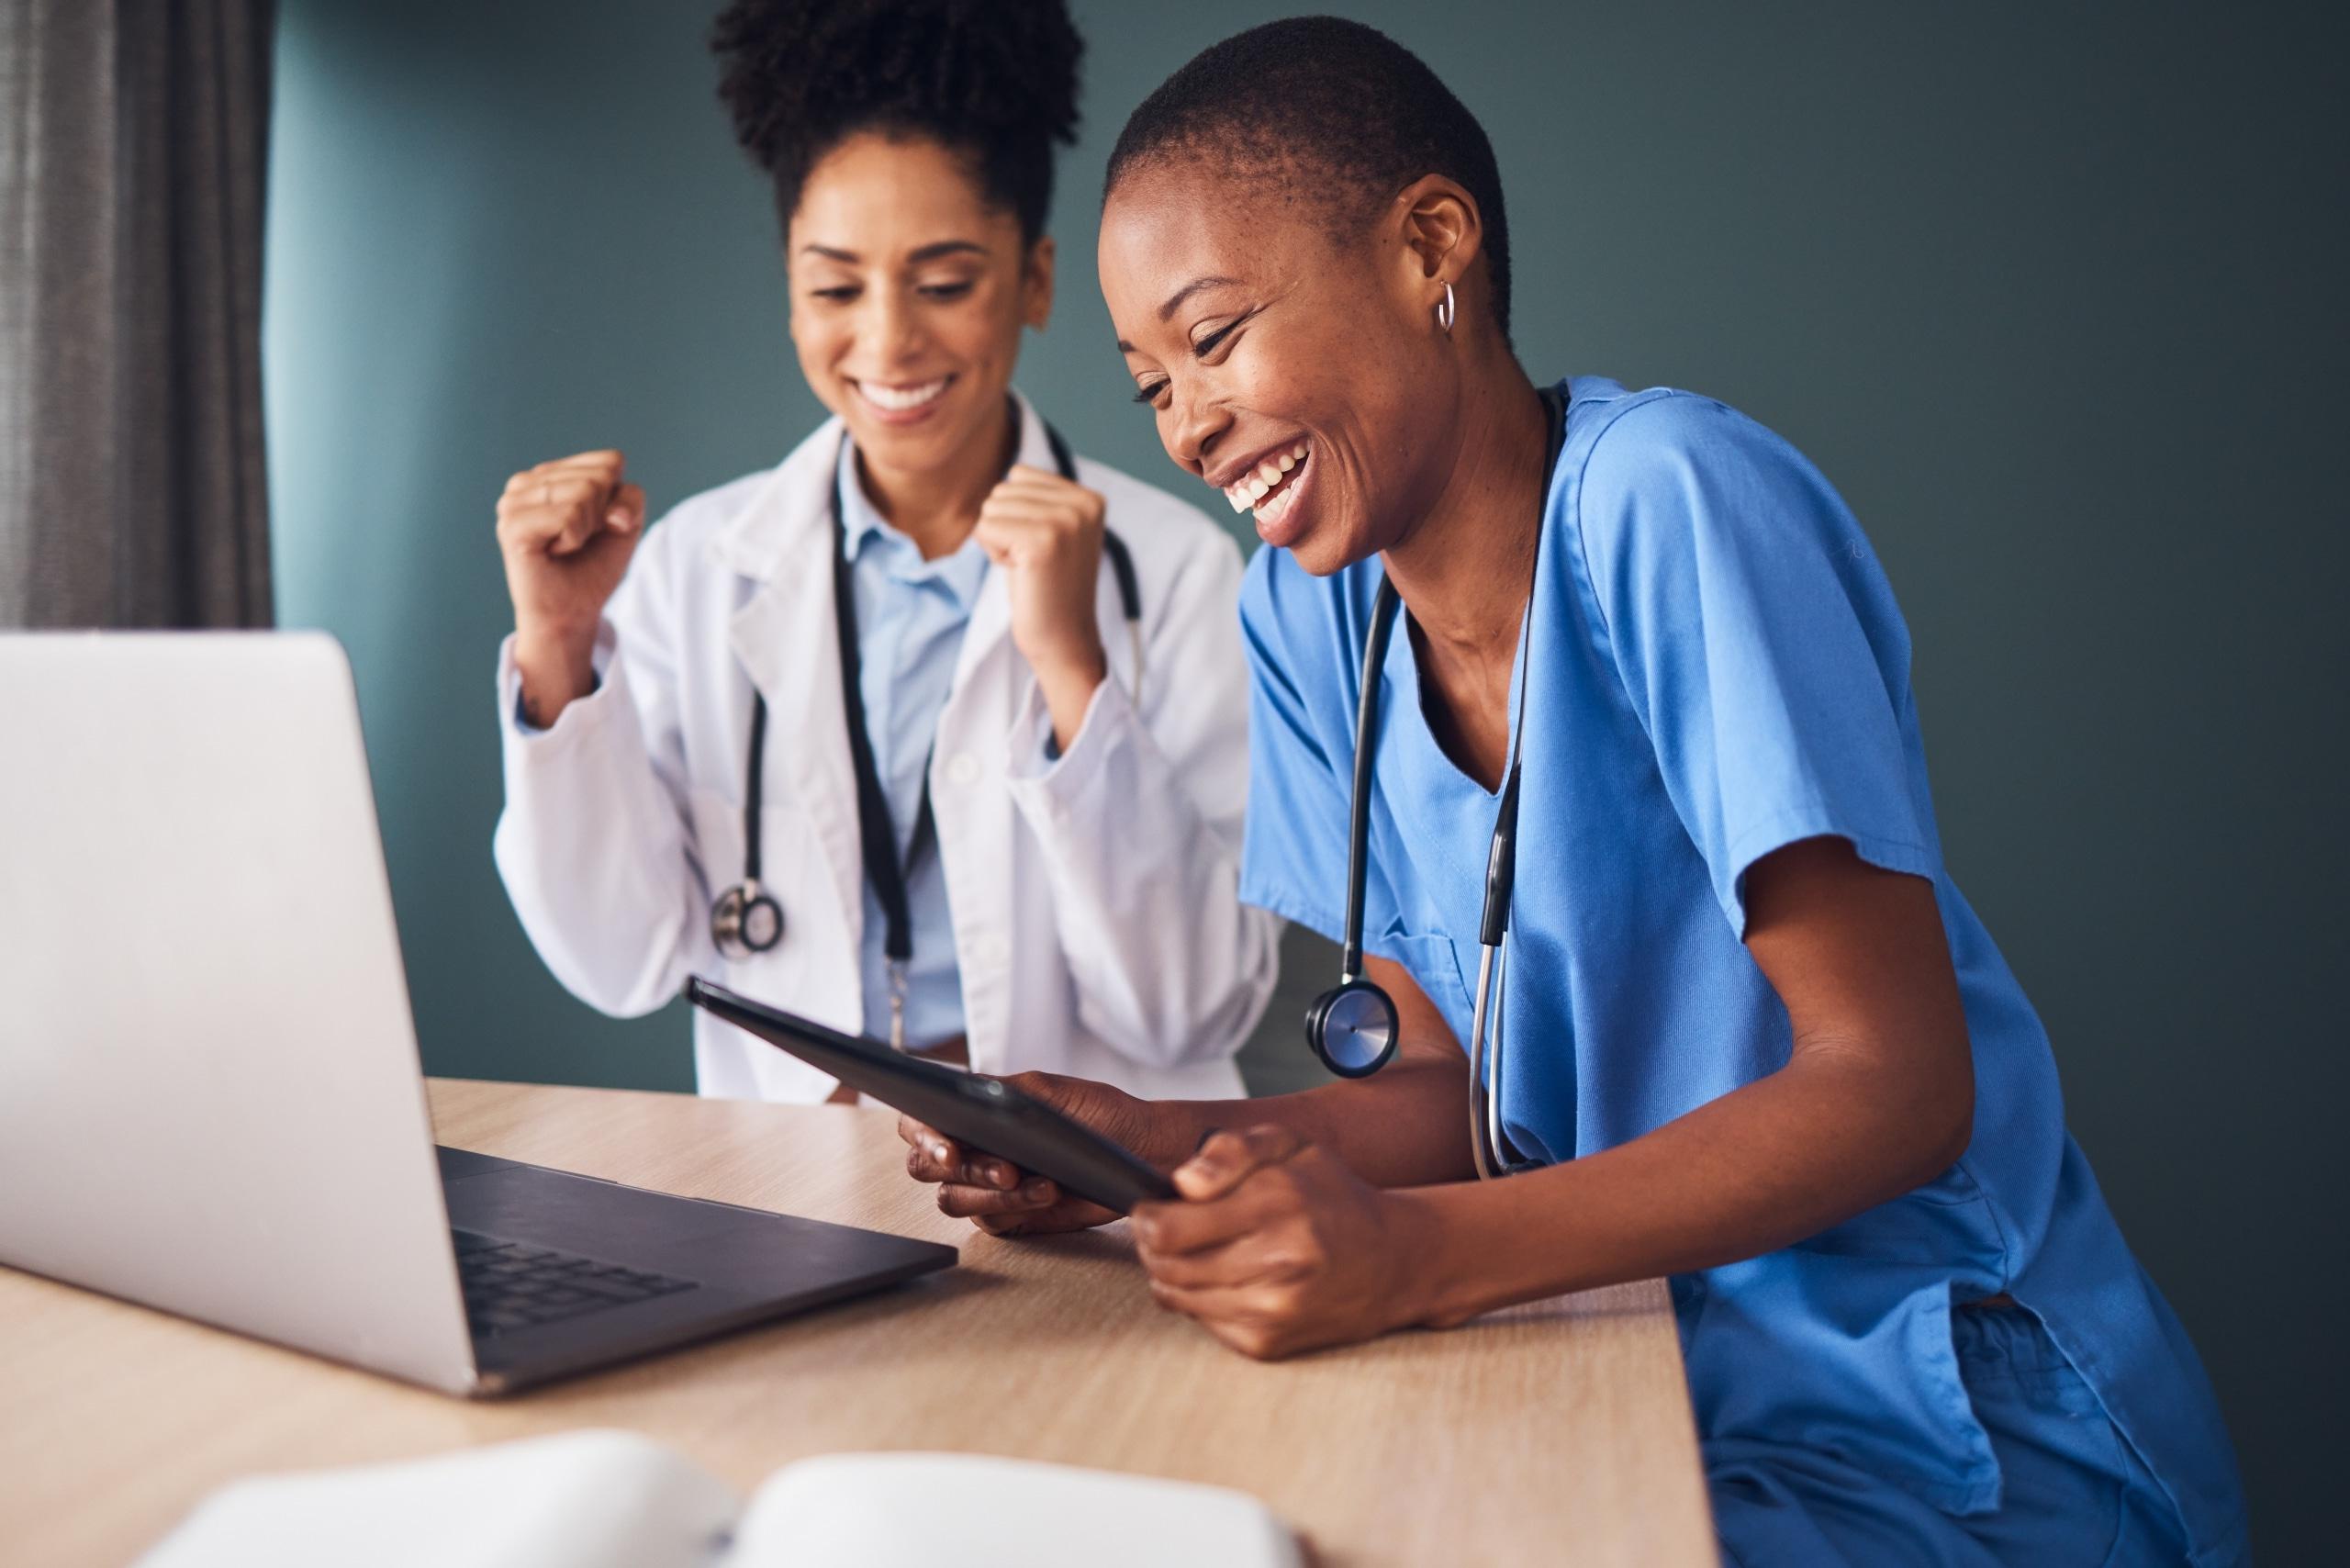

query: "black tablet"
(684, 978), (1178, 1214)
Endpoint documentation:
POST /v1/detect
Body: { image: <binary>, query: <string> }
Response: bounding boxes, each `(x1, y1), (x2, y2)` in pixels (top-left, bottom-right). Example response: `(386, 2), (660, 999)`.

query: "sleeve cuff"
(498, 623), (617, 742)
(1002, 672), (1119, 794)
(1236, 878), (1347, 954)
(1720, 805), (1939, 936)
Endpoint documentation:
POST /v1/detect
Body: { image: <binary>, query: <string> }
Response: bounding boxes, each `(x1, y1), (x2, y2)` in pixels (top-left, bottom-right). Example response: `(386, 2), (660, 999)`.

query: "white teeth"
(856, 377), (948, 411)
(1216, 442), (1311, 515)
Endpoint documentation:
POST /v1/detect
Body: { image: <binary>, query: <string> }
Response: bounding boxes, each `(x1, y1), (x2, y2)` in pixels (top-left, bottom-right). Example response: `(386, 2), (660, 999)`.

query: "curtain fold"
(1, 0), (274, 629)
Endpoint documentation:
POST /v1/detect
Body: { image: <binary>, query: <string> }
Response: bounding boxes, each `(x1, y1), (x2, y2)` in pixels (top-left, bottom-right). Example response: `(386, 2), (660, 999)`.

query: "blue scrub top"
(1237, 377), (2244, 1563)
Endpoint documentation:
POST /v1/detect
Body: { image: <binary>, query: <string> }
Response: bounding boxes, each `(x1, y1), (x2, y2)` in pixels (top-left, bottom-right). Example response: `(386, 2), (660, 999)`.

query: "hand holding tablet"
(899, 1073), (1177, 1237)
(685, 980), (1181, 1222)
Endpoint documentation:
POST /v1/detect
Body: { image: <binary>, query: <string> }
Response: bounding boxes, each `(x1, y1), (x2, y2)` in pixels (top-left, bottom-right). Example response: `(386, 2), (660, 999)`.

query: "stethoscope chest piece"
(711, 880), (783, 960)
(1304, 977), (1400, 1077)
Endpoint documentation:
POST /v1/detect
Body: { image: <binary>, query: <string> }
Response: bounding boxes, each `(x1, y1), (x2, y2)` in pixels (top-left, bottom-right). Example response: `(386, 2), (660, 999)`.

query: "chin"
(1282, 521), (1375, 579)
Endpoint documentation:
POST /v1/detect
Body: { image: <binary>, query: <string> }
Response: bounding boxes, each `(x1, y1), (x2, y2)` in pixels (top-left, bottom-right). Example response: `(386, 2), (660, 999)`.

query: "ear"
(1022, 234), (1058, 331)
(1391, 174), (1485, 315)
(778, 223), (813, 353)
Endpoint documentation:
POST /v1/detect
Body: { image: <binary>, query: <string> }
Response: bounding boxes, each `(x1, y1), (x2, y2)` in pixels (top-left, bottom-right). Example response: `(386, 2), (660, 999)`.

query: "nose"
(1166, 381), (1231, 478)
(862, 284), (926, 368)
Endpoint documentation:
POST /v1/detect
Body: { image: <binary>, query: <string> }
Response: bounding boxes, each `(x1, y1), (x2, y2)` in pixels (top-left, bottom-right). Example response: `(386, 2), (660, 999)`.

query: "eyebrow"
(1116, 274), (1245, 353)
(798, 240), (990, 263)
(1158, 274), (1239, 321)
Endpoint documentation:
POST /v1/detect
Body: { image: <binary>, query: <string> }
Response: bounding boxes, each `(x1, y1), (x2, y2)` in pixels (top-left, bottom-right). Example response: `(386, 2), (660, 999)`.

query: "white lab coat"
(493, 392), (1280, 1103)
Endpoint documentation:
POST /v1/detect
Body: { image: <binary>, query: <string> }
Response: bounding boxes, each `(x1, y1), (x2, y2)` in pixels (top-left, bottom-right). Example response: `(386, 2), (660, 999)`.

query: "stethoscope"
(711, 417), (1144, 1053)
(1302, 386), (1566, 1180)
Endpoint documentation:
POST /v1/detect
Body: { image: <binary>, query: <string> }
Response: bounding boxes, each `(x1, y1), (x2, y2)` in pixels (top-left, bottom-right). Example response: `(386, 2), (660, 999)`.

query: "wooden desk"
(0, 1080), (1714, 1565)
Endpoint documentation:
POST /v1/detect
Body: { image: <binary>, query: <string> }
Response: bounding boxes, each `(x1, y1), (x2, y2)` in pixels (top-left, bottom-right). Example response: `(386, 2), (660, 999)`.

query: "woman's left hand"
(973, 465), (1109, 748)
(1132, 1126), (1438, 1361)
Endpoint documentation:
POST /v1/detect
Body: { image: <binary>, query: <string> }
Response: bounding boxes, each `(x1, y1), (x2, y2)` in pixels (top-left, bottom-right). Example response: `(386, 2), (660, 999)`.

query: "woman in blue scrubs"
(901, 17), (2247, 1564)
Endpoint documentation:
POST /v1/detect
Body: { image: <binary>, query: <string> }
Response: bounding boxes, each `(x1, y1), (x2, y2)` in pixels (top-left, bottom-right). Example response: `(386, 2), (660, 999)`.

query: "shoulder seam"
(1564, 387), (1702, 644)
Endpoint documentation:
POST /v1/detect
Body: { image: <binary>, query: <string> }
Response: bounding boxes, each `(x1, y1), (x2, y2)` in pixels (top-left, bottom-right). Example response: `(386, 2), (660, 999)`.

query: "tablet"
(684, 978), (1178, 1214)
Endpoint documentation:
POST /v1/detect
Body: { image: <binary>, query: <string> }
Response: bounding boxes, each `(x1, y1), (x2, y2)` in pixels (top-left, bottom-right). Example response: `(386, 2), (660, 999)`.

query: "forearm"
(495, 635), (706, 1013)
(1403, 1047), (1971, 1326)
(1031, 646), (1106, 755)
(1008, 674), (1277, 1069)
(1144, 1049), (1476, 1190)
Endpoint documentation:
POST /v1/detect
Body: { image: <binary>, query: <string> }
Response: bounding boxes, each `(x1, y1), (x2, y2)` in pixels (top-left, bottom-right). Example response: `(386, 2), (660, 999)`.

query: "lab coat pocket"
(684, 784), (861, 1031)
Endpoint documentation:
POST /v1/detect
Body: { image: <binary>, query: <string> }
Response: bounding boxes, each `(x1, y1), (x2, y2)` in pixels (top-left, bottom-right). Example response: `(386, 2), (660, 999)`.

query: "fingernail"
(932, 1143), (951, 1164)
(989, 1162), (1016, 1188)
(1018, 1180), (1050, 1204)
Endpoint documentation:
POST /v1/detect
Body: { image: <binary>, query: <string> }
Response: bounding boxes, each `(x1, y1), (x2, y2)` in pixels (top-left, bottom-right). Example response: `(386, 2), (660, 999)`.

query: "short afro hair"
(1105, 17), (1511, 338)
(712, 0), (1083, 245)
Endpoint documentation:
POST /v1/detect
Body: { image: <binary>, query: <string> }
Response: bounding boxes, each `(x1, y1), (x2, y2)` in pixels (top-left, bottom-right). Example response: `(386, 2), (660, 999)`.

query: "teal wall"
(266, 3), (2344, 1554)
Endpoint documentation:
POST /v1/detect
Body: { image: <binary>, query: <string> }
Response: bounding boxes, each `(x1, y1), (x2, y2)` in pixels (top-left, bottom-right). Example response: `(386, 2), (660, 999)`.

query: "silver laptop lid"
(0, 632), (476, 1392)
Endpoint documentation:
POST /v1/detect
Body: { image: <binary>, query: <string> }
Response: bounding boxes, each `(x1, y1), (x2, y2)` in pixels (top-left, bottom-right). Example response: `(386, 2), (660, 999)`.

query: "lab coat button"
(945, 752), (980, 787)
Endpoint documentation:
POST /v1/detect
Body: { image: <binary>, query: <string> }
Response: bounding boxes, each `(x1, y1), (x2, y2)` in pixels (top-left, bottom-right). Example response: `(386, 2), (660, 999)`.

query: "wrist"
(512, 623), (599, 718)
(1029, 638), (1107, 751)
(1029, 637), (1106, 695)
(1133, 1098), (1224, 1174)
(1387, 1182), (1555, 1330)
(1382, 1188), (1471, 1328)
(515, 617), (596, 665)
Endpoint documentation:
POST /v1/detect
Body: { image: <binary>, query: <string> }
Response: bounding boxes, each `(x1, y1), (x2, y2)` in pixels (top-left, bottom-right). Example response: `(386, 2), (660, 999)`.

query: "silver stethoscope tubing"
(1301, 386), (1565, 1179)
(709, 417), (1144, 1049)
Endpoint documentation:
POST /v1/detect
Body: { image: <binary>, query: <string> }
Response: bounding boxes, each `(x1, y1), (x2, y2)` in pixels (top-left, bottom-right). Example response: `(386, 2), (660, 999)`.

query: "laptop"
(0, 632), (955, 1395)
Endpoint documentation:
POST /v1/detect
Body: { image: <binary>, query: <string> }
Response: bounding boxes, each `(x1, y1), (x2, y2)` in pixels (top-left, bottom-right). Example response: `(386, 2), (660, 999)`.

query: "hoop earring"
(1436, 282), (1456, 335)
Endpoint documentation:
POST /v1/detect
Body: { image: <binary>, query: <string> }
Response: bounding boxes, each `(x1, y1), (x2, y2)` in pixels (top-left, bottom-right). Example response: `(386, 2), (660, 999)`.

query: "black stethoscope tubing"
(711, 419), (1140, 1036)
(1303, 386), (1566, 1178)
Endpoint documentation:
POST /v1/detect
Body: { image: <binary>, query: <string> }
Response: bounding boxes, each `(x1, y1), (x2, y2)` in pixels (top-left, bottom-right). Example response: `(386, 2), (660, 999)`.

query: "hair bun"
(713, 0), (1082, 175)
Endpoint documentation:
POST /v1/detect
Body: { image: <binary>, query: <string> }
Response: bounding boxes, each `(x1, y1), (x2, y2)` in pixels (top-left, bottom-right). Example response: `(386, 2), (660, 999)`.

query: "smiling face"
(788, 132), (1053, 480)
(1101, 162), (1466, 575)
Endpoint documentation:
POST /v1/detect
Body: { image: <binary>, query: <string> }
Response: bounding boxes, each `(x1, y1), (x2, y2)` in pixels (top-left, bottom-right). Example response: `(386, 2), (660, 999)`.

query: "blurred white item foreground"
(135, 1428), (1304, 1568)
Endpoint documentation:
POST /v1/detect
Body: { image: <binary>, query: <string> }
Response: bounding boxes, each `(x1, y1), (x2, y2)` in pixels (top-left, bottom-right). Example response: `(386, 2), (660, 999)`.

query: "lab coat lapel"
(719, 424), (864, 948)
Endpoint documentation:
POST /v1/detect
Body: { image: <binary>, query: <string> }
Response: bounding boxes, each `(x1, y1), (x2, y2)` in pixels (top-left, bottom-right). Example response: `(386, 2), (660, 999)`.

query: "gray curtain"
(0, 0), (274, 629)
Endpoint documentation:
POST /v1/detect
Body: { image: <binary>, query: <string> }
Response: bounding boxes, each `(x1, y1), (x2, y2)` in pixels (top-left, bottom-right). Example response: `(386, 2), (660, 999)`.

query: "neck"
(855, 400), (1020, 561)
(1381, 356), (1550, 659)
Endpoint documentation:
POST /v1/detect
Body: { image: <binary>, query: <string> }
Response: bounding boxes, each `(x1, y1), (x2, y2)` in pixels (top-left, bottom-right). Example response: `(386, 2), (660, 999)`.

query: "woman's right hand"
(899, 1071), (1196, 1237)
(494, 450), (646, 723)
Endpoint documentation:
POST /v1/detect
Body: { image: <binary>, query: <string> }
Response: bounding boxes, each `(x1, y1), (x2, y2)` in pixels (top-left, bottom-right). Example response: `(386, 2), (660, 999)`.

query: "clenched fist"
(494, 450), (646, 725)
(972, 464), (1113, 749)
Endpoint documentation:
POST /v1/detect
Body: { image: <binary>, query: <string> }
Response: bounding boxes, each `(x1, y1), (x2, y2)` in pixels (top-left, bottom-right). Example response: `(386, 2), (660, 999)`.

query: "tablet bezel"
(683, 979), (1178, 1215)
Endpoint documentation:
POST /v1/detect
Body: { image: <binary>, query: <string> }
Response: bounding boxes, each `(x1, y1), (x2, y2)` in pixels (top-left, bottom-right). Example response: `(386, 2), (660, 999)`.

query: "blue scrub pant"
(1708, 1306), (2236, 1567)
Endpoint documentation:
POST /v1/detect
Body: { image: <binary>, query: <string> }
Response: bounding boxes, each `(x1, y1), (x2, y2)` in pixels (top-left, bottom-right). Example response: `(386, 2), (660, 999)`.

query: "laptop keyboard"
(453, 1228), (699, 1338)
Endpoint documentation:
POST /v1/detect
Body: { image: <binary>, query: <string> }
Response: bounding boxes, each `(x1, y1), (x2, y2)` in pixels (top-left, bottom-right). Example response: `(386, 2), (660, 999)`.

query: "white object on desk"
(134, 1429), (1304, 1568)
(733, 1450), (1304, 1567)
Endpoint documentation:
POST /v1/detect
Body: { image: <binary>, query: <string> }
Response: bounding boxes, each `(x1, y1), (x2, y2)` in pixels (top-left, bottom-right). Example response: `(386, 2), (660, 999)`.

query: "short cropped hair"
(712, 0), (1083, 245)
(1105, 17), (1511, 337)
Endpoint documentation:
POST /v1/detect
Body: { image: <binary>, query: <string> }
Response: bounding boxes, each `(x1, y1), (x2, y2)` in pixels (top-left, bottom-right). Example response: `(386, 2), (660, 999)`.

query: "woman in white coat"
(489, 0), (1277, 1104)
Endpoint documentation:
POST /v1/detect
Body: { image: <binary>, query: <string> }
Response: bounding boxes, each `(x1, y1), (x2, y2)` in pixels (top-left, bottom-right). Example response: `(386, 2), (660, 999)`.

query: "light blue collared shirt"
(836, 440), (989, 1050)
